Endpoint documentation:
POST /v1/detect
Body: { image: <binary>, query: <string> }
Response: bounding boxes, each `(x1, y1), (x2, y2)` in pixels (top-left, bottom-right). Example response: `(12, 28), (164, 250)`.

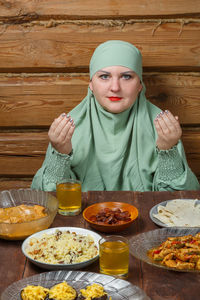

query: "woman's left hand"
(154, 110), (182, 150)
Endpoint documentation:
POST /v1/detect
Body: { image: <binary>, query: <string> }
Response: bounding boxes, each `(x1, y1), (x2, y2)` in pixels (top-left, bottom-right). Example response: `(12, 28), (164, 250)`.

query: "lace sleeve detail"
(44, 146), (72, 184)
(156, 145), (185, 181)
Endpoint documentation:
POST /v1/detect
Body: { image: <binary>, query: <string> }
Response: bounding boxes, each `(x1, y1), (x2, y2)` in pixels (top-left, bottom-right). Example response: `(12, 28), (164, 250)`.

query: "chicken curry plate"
(148, 233), (200, 270)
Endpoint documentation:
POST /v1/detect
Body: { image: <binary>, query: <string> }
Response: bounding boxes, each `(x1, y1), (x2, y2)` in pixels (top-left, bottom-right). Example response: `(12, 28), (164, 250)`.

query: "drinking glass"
(99, 235), (129, 278)
(56, 179), (81, 216)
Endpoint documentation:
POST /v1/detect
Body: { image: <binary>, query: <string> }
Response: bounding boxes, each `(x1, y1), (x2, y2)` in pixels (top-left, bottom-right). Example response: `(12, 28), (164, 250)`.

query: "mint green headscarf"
(69, 40), (161, 191)
(90, 40), (143, 81)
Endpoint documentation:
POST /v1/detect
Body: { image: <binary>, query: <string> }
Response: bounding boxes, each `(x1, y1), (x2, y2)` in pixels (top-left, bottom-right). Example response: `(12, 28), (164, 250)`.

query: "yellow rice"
(26, 230), (98, 264)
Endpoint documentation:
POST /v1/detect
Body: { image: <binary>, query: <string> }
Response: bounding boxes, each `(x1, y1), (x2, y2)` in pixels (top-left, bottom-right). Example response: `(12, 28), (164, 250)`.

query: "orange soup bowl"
(83, 202), (138, 233)
(0, 189), (58, 240)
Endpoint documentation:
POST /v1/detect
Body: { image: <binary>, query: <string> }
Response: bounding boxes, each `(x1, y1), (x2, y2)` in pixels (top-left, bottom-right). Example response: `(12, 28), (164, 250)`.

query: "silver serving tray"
(1, 270), (150, 300)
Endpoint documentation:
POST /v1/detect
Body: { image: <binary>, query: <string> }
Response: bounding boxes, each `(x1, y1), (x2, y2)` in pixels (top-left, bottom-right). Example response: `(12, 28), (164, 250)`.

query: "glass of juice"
(99, 235), (129, 278)
(56, 179), (81, 216)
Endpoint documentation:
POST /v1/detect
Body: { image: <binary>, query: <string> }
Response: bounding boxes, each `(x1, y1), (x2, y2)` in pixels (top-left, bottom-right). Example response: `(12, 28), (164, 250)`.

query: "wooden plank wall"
(0, 0), (200, 189)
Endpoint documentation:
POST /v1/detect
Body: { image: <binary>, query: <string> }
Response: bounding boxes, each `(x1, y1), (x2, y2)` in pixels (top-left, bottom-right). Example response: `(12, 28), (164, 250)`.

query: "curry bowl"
(83, 202), (138, 233)
(0, 189), (58, 240)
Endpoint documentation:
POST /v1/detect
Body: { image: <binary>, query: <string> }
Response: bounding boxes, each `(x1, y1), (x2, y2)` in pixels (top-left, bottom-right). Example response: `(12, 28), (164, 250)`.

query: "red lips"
(109, 97), (122, 101)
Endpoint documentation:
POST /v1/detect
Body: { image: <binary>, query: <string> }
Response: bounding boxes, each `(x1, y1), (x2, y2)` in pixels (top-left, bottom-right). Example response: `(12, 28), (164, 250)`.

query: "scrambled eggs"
(79, 283), (110, 300)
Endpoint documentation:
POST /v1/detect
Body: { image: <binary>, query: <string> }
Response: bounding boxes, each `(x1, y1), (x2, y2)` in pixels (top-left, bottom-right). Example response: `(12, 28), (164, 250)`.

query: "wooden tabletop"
(1, 190), (200, 299)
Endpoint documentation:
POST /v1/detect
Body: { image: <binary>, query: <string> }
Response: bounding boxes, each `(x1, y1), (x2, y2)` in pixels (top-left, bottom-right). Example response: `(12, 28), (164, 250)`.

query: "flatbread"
(153, 199), (200, 227)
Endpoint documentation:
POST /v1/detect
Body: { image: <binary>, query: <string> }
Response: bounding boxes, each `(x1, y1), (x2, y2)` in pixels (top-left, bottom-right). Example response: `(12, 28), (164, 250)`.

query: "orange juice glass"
(56, 179), (81, 216)
(99, 235), (129, 278)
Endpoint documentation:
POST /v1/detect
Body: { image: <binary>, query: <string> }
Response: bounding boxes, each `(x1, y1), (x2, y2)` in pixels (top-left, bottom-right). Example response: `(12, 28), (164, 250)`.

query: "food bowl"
(22, 227), (102, 270)
(0, 189), (58, 240)
(83, 202), (138, 233)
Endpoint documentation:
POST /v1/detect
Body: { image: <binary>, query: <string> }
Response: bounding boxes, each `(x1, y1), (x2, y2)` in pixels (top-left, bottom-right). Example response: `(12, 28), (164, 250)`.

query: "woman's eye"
(99, 74), (109, 80)
(122, 74), (132, 80)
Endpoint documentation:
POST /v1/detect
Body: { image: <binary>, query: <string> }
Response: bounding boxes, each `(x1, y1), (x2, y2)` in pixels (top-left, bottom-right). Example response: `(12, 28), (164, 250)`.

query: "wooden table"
(1, 190), (200, 299)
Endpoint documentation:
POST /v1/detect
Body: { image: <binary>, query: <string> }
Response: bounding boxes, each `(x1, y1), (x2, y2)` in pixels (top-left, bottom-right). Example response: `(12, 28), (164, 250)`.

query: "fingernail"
(66, 114), (70, 118)
(160, 111), (164, 115)
(62, 113), (66, 117)
(70, 118), (73, 123)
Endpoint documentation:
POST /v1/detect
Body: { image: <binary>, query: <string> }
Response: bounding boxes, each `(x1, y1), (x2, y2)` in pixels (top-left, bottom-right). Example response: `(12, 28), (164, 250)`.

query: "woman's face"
(89, 66), (142, 114)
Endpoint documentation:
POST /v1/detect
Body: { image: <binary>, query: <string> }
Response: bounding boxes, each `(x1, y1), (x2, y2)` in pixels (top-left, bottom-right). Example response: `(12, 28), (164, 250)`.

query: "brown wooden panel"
(0, 129), (199, 177)
(0, 132), (48, 155)
(0, 156), (44, 176)
(182, 130), (200, 155)
(0, 74), (88, 127)
(0, 0), (199, 18)
(0, 22), (200, 71)
(0, 239), (25, 295)
(0, 180), (31, 190)
(145, 73), (200, 125)
(0, 73), (200, 127)
(182, 130), (200, 176)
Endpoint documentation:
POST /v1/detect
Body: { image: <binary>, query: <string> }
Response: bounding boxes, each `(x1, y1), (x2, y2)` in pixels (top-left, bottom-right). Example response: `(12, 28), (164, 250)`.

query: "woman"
(31, 40), (200, 191)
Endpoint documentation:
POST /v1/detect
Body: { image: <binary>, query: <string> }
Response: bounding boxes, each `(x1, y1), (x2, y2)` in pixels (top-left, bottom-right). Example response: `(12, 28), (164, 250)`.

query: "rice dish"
(26, 229), (98, 264)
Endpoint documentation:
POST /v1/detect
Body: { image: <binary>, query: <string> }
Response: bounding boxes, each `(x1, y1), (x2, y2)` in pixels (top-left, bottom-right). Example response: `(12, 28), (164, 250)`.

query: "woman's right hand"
(48, 113), (75, 155)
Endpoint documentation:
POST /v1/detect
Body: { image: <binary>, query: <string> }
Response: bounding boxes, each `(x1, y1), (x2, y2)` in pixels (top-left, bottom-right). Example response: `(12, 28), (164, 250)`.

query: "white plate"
(149, 199), (200, 228)
(1, 270), (150, 300)
(22, 227), (102, 270)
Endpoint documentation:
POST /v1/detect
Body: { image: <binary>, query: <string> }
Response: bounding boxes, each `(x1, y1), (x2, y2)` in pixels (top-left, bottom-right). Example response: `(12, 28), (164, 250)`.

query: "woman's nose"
(110, 78), (120, 92)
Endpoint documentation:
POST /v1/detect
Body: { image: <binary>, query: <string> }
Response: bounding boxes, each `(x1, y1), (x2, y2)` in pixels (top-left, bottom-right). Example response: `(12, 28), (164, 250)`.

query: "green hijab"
(69, 40), (161, 191)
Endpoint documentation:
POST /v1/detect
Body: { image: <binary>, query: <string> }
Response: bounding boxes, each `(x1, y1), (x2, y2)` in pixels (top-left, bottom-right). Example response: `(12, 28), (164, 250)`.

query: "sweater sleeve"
(153, 141), (200, 191)
(31, 143), (75, 191)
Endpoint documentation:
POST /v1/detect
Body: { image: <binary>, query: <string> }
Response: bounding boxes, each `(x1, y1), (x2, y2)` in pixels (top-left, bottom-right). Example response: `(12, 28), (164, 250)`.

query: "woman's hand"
(48, 113), (75, 155)
(154, 110), (182, 150)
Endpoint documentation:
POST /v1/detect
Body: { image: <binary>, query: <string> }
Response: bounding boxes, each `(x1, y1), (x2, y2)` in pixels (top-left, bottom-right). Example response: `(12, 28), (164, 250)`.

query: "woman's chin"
(102, 103), (128, 114)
